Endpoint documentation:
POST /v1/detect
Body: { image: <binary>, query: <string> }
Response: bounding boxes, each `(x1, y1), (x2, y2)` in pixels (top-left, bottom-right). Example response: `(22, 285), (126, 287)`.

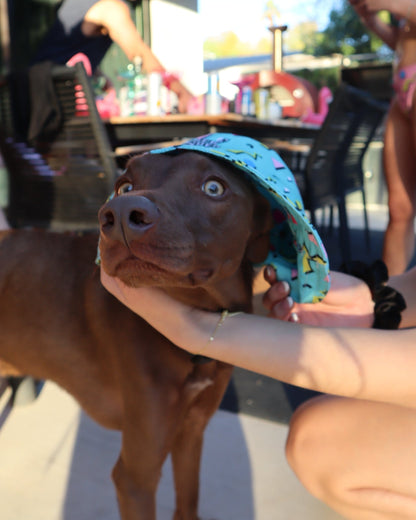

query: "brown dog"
(0, 150), (272, 520)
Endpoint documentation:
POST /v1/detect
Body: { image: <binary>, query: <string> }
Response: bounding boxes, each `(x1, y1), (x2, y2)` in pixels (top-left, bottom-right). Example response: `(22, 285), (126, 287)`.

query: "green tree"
(204, 31), (271, 58)
(313, 0), (388, 56)
(285, 21), (320, 53)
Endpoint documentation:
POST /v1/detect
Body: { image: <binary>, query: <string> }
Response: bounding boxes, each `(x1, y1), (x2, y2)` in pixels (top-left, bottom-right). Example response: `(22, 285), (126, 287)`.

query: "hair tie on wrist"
(340, 260), (406, 329)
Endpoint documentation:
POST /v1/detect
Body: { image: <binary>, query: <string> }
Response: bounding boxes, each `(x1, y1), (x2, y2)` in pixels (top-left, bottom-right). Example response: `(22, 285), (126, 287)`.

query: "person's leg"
(0, 208), (9, 229)
(382, 99), (416, 275)
(0, 154), (9, 229)
(286, 395), (416, 520)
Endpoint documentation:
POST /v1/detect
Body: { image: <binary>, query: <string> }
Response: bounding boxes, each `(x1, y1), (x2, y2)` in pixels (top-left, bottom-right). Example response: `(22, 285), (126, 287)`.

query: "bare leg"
(382, 99), (416, 275)
(0, 209), (10, 229)
(286, 395), (416, 520)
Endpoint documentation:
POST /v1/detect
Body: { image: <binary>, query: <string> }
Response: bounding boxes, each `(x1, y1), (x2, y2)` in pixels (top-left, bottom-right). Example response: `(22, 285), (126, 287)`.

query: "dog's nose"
(99, 195), (159, 243)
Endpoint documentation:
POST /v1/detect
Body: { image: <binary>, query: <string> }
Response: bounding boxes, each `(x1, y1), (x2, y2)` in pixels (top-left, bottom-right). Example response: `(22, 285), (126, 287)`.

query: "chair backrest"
(0, 61), (118, 229)
(342, 93), (386, 195)
(0, 76), (14, 136)
(303, 83), (387, 212)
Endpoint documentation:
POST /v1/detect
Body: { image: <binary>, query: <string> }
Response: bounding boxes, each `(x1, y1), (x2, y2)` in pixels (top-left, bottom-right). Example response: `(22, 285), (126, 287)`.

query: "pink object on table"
(231, 75), (256, 114)
(66, 53), (120, 117)
(187, 95), (205, 115)
(66, 53), (93, 76)
(301, 86), (332, 125)
(96, 88), (120, 118)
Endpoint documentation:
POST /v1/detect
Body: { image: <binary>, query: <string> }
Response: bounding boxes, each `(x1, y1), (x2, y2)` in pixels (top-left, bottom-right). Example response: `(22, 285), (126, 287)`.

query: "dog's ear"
(245, 192), (274, 264)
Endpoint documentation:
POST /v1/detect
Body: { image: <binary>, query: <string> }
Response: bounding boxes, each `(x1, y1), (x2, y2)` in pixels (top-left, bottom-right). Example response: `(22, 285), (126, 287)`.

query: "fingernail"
(265, 265), (276, 278)
(289, 312), (299, 323)
(286, 296), (294, 308)
(282, 281), (290, 294)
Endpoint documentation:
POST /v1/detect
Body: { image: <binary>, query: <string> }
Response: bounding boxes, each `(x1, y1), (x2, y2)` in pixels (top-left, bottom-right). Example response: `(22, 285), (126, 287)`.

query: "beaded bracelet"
(339, 260), (407, 329)
(191, 310), (242, 364)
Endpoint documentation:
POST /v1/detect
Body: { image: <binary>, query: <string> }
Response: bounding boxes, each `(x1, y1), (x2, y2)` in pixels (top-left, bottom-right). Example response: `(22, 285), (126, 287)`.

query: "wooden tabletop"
(104, 113), (320, 148)
(107, 112), (319, 130)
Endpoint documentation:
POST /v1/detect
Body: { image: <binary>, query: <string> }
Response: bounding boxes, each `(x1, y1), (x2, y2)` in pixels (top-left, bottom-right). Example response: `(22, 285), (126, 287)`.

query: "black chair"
(0, 61), (118, 230)
(291, 83), (388, 264)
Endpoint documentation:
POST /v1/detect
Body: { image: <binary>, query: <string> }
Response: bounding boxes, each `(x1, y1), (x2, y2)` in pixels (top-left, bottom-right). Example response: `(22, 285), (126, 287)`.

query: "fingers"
(262, 266), (289, 308)
(263, 264), (277, 285)
(262, 265), (300, 322)
(267, 294), (298, 321)
(262, 282), (294, 322)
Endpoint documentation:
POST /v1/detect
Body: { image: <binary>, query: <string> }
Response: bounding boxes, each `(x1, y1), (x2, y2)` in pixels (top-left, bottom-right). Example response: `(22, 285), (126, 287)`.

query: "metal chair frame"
(0, 61), (118, 229)
(293, 83), (388, 264)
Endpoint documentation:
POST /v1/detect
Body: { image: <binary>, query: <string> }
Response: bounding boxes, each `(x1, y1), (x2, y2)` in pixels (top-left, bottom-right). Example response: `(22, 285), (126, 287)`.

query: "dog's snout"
(99, 195), (159, 243)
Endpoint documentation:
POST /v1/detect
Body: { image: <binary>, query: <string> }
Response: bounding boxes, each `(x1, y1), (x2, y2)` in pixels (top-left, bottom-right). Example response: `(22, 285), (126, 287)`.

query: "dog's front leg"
(170, 423), (202, 520)
(112, 447), (160, 520)
(112, 377), (189, 520)
(170, 362), (233, 520)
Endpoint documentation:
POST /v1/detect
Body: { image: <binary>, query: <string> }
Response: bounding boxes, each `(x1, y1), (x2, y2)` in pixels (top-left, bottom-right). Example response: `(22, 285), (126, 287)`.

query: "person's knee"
(387, 197), (416, 224)
(285, 396), (345, 501)
(285, 399), (326, 494)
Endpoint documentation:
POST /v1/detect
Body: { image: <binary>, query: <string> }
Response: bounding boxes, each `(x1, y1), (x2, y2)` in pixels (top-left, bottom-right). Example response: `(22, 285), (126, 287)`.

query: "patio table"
(104, 113), (320, 151)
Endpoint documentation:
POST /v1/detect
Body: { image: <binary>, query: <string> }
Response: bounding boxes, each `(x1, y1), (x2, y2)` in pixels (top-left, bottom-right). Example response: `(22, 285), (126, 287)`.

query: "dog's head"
(98, 151), (273, 311)
(147, 134), (330, 304)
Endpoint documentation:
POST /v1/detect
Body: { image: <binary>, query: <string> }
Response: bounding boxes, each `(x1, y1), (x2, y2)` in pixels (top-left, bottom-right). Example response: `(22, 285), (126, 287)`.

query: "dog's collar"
(150, 133), (330, 303)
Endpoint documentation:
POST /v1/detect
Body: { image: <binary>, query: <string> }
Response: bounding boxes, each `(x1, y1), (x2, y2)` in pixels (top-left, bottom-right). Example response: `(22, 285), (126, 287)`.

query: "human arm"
(388, 266), (416, 327)
(100, 267), (416, 409)
(85, 0), (193, 112)
(348, 0), (403, 49)
(350, 0), (416, 24)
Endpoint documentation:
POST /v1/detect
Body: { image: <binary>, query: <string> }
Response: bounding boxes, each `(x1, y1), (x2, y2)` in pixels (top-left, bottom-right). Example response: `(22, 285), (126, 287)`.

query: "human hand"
(349, 0), (390, 12)
(348, 1), (375, 27)
(262, 266), (374, 328)
(101, 267), (181, 323)
(174, 82), (194, 113)
(349, 0), (408, 18)
(100, 268), (211, 351)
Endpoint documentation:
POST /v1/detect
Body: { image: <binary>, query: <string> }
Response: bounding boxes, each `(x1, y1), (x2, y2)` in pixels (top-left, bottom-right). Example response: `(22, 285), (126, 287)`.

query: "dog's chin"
(111, 258), (215, 289)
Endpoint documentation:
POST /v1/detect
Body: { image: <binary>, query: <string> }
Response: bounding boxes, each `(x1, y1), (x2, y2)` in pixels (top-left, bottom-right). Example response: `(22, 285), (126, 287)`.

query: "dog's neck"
(164, 261), (254, 313)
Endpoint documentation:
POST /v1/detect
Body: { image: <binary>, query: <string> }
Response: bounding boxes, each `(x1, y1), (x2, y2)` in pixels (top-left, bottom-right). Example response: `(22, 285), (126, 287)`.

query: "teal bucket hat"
(150, 133), (330, 303)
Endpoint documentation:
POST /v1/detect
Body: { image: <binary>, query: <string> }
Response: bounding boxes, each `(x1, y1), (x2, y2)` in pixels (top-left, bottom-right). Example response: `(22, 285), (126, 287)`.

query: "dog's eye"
(202, 179), (225, 197)
(117, 182), (133, 195)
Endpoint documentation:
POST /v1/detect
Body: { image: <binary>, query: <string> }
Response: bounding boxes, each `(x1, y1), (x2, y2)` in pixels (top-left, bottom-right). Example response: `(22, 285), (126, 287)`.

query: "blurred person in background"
(32, 0), (193, 112)
(350, 0), (416, 275)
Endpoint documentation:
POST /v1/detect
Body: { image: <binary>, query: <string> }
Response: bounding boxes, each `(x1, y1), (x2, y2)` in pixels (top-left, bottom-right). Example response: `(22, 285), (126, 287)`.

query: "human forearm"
(349, 0), (399, 49)
(389, 266), (416, 328)
(366, 18), (399, 49)
(101, 270), (416, 409)
(359, 14), (398, 49)
(207, 313), (416, 409)
(87, 0), (165, 72)
(108, 23), (165, 72)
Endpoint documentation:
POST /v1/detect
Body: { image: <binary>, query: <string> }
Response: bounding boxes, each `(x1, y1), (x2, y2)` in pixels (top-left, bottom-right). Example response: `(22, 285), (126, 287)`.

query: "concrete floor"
(0, 382), (344, 520)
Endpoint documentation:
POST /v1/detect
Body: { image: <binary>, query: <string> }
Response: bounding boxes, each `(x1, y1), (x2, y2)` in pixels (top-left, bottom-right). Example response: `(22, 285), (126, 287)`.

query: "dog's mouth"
(109, 252), (215, 288)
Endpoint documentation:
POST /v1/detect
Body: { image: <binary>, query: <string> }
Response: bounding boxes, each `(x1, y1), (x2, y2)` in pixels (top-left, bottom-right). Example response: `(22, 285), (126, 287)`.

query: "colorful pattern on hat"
(150, 133), (330, 303)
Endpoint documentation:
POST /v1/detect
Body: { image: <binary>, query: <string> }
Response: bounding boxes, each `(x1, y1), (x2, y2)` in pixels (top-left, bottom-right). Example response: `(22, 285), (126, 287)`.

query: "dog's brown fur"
(0, 151), (272, 520)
